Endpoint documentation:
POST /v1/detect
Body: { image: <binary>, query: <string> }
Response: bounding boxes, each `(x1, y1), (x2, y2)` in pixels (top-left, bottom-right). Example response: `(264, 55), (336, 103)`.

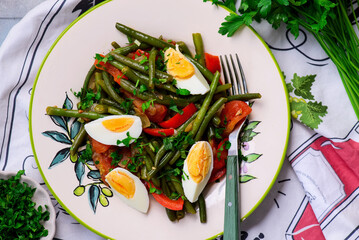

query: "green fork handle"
(224, 155), (239, 240)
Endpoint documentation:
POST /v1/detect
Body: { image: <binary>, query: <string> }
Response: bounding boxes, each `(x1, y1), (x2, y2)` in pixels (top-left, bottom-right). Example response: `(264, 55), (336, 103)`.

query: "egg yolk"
(187, 142), (212, 183)
(102, 117), (135, 133)
(106, 171), (136, 199)
(165, 48), (195, 80)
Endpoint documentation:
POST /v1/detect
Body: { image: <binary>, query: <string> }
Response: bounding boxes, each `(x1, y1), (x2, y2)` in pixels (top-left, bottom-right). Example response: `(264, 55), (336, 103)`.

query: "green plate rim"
(28, 1), (291, 239)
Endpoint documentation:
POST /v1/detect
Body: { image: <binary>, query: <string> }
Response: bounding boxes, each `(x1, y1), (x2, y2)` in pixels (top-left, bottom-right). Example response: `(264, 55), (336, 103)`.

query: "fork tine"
(229, 54), (241, 95)
(219, 55), (233, 96)
(235, 54), (248, 94)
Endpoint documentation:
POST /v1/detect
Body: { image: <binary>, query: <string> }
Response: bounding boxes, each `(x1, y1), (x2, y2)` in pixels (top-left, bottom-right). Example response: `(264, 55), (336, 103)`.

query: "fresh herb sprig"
(207, 0), (359, 119)
(0, 170), (50, 239)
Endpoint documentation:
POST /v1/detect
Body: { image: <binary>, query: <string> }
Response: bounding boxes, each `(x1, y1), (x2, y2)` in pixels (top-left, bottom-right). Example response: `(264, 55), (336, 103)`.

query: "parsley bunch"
(207, 0), (359, 119)
(0, 170), (50, 239)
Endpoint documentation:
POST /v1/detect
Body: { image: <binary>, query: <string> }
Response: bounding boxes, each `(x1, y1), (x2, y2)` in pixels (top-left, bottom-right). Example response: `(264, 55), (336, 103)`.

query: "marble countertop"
(0, 0), (45, 47)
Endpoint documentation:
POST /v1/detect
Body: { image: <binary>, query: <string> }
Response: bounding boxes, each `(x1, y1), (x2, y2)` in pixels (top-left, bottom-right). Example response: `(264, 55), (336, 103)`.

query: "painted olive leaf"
(70, 120), (82, 139)
(63, 92), (73, 110)
(42, 131), (72, 145)
(88, 185), (100, 213)
(244, 153), (262, 163)
(75, 161), (85, 184)
(244, 121), (260, 131)
(240, 175), (256, 183)
(87, 170), (102, 180)
(49, 147), (70, 169)
(50, 115), (68, 132)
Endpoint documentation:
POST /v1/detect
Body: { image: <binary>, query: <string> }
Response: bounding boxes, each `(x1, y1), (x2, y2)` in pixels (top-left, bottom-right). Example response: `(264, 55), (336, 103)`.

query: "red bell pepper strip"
(159, 103), (197, 129)
(147, 182), (184, 211)
(143, 128), (175, 137)
(94, 54), (127, 85)
(220, 100), (252, 136)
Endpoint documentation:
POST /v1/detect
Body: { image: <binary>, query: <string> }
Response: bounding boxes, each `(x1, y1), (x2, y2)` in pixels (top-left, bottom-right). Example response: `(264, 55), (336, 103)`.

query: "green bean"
(102, 71), (127, 106)
(168, 174), (185, 196)
(121, 66), (148, 87)
(143, 154), (153, 172)
(46, 107), (107, 119)
(112, 42), (150, 55)
(176, 210), (185, 220)
(132, 71), (177, 93)
(107, 105), (125, 115)
(99, 98), (123, 110)
(166, 208), (177, 222)
(207, 126), (215, 140)
(227, 93), (262, 101)
(140, 165), (147, 179)
(111, 41), (121, 49)
(215, 84), (232, 94)
(185, 54), (214, 82)
(70, 125), (86, 157)
(110, 52), (173, 82)
(149, 111), (198, 176)
(192, 33), (205, 66)
(116, 23), (174, 49)
(148, 48), (157, 89)
(151, 177), (161, 188)
(81, 65), (96, 99)
(212, 116), (221, 127)
(198, 193), (207, 223)
(153, 145), (168, 167)
(177, 41), (192, 57)
(161, 178), (171, 198)
(190, 71), (220, 137)
(91, 104), (108, 114)
(95, 78), (112, 97)
(168, 151), (181, 165)
(119, 78), (199, 107)
(184, 200), (196, 214)
(148, 151), (176, 179)
(195, 97), (227, 141)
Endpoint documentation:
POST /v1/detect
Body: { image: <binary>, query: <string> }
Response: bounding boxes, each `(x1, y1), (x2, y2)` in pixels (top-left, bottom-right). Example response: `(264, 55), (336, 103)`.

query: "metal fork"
(220, 54), (248, 240)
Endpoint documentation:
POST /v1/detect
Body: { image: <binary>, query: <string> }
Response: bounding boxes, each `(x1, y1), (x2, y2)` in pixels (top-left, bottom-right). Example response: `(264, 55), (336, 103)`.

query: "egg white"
(166, 46), (210, 95)
(182, 141), (214, 203)
(84, 115), (142, 146)
(105, 167), (149, 213)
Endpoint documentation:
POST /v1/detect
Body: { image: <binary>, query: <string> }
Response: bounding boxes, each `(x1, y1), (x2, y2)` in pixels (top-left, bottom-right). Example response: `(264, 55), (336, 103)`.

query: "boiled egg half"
(84, 115), (142, 146)
(182, 141), (213, 203)
(105, 167), (149, 213)
(164, 46), (210, 95)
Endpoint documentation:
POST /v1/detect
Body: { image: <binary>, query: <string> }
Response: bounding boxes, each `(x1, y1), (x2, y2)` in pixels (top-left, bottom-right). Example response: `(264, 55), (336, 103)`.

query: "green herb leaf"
(176, 88), (191, 96)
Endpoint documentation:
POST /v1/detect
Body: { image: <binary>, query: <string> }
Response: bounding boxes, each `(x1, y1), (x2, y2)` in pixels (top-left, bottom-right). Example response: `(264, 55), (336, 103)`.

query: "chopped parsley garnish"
(176, 88), (191, 96)
(139, 84), (148, 93)
(78, 143), (93, 163)
(169, 105), (184, 115)
(121, 98), (133, 114)
(71, 88), (101, 110)
(141, 99), (156, 112)
(163, 132), (195, 152)
(0, 170), (50, 239)
(110, 151), (123, 166)
(117, 132), (137, 147)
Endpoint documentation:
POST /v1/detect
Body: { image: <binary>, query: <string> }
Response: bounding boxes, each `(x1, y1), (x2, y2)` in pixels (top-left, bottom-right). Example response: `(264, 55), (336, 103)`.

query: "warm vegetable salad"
(46, 23), (260, 222)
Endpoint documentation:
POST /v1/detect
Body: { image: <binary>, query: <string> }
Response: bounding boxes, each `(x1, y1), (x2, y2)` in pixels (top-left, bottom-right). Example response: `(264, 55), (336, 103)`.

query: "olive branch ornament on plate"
(42, 93), (113, 213)
(239, 120), (262, 183)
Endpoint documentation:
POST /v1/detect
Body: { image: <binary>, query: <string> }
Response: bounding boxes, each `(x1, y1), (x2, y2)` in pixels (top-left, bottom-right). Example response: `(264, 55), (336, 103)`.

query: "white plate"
(0, 171), (56, 239)
(29, 0), (290, 239)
